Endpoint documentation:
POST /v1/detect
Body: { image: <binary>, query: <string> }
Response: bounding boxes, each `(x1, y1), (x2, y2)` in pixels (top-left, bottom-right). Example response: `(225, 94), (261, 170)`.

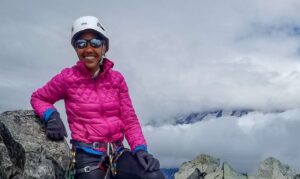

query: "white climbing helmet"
(71, 16), (109, 52)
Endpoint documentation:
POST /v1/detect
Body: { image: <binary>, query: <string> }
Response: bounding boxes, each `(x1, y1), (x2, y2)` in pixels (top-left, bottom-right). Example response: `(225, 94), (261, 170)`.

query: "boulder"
(204, 167), (223, 179)
(175, 154), (220, 179)
(223, 162), (247, 179)
(187, 168), (206, 179)
(204, 162), (247, 179)
(249, 157), (296, 179)
(176, 154), (299, 179)
(0, 110), (70, 179)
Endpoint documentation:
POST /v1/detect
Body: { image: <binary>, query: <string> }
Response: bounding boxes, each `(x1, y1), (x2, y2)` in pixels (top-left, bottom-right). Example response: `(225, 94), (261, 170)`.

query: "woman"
(31, 16), (164, 179)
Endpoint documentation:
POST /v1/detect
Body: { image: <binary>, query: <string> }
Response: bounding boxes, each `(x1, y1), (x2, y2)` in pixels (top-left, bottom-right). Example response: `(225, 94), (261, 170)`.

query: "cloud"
(2, 0), (300, 117)
(144, 109), (300, 173)
(1, 0), (300, 173)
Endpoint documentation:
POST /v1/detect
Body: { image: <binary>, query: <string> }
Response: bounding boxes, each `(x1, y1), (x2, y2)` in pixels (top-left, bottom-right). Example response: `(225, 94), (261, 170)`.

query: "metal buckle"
(84, 166), (91, 173)
(92, 142), (101, 149)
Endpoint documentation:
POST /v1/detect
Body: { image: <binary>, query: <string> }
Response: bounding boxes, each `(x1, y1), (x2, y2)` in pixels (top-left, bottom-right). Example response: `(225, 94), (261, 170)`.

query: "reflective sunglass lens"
(90, 39), (102, 48)
(75, 40), (87, 49)
(75, 39), (103, 49)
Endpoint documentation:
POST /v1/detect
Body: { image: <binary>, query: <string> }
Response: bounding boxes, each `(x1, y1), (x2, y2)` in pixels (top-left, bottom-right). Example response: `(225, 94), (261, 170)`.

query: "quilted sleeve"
(118, 74), (147, 151)
(30, 70), (68, 120)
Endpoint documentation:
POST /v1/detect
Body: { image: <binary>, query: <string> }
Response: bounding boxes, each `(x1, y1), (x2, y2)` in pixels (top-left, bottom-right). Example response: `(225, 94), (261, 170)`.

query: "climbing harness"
(106, 142), (127, 177)
(102, 142), (128, 178)
(67, 140), (126, 179)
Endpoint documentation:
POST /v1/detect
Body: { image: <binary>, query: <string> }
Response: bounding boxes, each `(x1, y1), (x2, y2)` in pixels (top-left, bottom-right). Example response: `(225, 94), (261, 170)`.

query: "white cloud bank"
(0, 0), (300, 173)
(144, 109), (300, 173)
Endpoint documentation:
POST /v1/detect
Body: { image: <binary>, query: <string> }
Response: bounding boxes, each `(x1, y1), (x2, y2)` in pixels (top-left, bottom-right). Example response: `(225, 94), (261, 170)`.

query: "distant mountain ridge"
(146, 109), (252, 126)
(147, 109), (285, 126)
(174, 109), (251, 125)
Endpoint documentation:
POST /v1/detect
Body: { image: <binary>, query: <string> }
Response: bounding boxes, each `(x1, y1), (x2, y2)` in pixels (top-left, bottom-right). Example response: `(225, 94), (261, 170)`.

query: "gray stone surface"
(175, 154), (299, 179)
(0, 110), (70, 179)
(204, 167), (223, 179)
(175, 154), (220, 179)
(223, 162), (247, 179)
(187, 168), (201, 179)
(249, 157), (296, 179)
(187, 168), (206, 179)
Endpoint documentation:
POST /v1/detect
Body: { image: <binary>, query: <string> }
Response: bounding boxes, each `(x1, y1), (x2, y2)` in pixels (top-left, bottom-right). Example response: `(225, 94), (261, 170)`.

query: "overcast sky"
(1, 0), (300, 173)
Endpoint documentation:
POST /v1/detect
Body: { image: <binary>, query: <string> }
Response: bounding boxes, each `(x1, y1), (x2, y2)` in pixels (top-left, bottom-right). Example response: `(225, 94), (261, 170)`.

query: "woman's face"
(74, 31), (106, 74)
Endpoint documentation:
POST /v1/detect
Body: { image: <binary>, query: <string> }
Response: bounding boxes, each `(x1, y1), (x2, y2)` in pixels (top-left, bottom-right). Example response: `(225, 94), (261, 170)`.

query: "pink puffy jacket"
(31, 59), (147, 151)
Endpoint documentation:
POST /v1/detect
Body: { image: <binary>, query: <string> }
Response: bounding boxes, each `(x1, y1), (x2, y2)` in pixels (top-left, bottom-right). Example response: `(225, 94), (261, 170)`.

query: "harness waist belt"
(70, 139), (123, 151)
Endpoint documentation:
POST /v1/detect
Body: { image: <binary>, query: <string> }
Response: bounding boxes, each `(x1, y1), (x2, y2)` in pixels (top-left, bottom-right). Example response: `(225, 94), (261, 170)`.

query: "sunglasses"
(74, 38), (104, 49)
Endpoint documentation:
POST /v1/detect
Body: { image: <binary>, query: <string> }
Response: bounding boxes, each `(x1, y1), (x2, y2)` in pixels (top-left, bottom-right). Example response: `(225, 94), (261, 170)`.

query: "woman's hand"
(46, 112), (67, 141)
(135, 150), (160, 172)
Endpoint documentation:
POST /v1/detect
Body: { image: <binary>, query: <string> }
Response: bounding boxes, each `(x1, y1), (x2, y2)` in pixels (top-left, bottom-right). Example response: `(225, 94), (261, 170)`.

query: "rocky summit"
(175, 154), (299, 179)
(1, 110), (299, 179)
(0, 110), (70, 179)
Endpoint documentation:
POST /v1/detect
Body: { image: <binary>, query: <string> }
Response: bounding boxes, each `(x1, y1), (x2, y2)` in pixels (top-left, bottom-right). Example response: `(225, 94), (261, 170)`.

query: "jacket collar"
(76, 58), (114, 78)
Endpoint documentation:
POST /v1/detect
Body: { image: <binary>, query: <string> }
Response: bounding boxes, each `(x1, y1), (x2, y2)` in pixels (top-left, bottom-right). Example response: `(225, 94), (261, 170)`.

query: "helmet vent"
(81, 22), (87, 26)
(97, 22), (105, 30)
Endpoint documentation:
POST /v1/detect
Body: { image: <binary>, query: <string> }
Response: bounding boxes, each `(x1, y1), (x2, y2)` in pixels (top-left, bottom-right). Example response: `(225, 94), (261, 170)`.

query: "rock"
(186, 168), (200, 179)
(187, 168), (206, 179)
(0, 110), (70, 179)
(294, 174), (300, 179)
(249, 157), (296, 179)
(175, 154), (299, 179)
(223, 162), (247, 179)
(204, 162), (247, 179)
(204, 167), (223, 179)
(175, 154), (220, 179)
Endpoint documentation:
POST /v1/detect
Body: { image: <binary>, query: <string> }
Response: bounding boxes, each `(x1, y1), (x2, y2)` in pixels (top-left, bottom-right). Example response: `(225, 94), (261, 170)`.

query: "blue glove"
(46, 111), (67, 141)
(135, 150), (160, 172)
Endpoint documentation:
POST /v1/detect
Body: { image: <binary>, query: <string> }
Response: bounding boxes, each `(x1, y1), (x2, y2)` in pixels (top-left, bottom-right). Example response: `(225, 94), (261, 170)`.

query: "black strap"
(71, 140), (125, 176)
(70, 139), (124, 150)
(70, 139), (106, 150)
(75, 165), (101, 174)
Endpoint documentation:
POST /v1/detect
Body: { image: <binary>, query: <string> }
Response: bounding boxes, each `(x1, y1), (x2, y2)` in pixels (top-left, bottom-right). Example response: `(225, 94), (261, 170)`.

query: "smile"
(84, 56), (97, 60)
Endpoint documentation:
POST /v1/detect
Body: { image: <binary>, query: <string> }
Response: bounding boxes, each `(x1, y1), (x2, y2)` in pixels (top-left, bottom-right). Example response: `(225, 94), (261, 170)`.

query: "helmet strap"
(99, 54), (105, 65)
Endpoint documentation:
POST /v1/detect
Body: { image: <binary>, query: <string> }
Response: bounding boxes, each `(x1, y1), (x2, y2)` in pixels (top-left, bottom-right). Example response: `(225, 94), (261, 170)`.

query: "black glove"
(46, 111), (67, 141)
(135, 150), (160, 172)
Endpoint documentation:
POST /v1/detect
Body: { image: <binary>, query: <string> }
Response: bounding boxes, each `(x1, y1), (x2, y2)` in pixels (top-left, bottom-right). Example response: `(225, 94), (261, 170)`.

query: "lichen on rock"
(0, 110), (70, 179)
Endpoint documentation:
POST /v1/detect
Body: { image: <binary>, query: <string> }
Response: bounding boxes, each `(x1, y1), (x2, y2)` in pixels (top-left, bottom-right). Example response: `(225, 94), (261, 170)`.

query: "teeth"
(84, 56), (95, 60)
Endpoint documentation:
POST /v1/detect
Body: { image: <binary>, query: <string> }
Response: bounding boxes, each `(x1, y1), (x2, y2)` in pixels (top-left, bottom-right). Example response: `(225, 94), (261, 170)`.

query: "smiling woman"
(30, 16), (165, 179)
(74, 32), (106, 75)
